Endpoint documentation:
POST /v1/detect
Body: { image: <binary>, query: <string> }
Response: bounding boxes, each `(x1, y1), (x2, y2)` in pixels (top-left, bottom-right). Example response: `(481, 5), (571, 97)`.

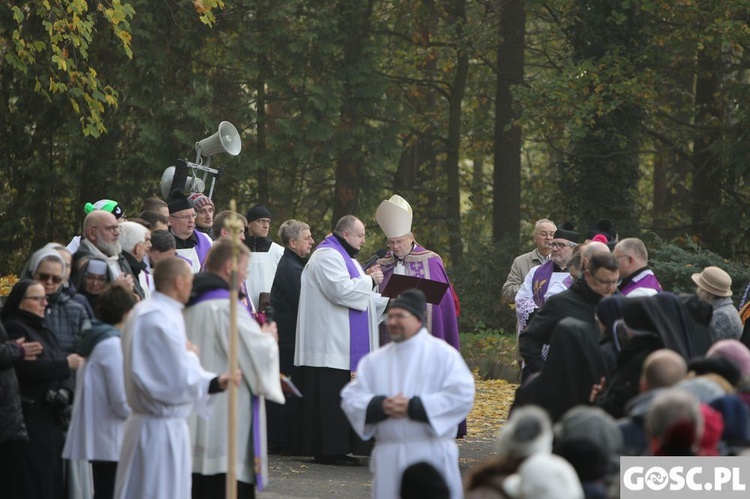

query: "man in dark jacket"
(268, 219), (314, 454)
(520, 251), (620, 380)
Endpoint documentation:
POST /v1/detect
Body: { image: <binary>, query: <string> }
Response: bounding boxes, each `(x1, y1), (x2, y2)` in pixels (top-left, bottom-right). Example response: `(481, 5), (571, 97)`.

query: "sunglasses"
(36, 272), (63, 284)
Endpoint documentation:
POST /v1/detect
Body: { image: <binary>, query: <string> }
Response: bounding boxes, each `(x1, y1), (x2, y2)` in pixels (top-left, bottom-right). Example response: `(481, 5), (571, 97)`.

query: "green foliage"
(6, 0), (135, 136)
(649, 236), (750, 303)
(450, 234), (518, 334)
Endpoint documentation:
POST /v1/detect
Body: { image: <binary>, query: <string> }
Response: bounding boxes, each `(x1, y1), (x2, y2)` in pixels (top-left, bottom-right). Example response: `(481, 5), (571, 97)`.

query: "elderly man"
(268, 220), (314, 454)
(514, 223), (579, 335)
(613, 238), (662, 296)
(187, 193), (215, 238)
(72, 210), (137, 294)
(374, 195), (460, 350)
(520, 251), (619, 379)
(340, 289), (474, 499)
(166, 190), (212, 273)
(184, 239), (283, 498)
(501, 219), (556, 303)
(114, 257), (236, 499)
(118, 221), (151, 299)
(67, 198), (127, 254)
(244, 204), (284, 311)
(294, 215), (389, 465)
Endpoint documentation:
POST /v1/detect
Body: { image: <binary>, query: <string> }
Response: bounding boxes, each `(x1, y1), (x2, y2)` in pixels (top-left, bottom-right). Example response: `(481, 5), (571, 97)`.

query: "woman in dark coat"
(0, 316), (44, 499)
(1, 279), (82, 499)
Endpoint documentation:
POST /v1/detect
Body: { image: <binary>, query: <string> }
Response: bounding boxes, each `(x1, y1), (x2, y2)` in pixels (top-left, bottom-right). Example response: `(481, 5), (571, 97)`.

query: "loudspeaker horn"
(160, 166), (206, 199)
(195, 121), (242, 158)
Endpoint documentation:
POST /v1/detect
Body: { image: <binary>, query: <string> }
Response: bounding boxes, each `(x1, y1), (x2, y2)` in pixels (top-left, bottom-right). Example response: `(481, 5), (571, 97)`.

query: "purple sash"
(191, 288), (230, 304)
(316, 235), (370, 371)
(532, 260), (555, 307)
(194, 231), (212, 267)
(620, 270), (662, 295)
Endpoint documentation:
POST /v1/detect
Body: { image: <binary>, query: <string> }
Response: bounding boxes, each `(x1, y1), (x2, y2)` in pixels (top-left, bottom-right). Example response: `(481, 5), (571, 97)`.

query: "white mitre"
(375, 194), (413, 239)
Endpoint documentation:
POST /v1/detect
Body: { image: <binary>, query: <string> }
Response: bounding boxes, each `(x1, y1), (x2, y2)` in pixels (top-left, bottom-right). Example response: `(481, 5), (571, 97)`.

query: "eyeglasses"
(23, 295), (48, 302)
(591, 273), (620, 287)
(93, 224), (119, 233)
(550, 242), (574, 249)
(35, 272), (63, 284)
(85, 273), (107, 283)
(171, 214), (197, 221)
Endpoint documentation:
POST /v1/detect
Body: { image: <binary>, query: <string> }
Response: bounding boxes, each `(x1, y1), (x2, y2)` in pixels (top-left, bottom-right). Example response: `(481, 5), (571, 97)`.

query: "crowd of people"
(470, 218), (750, 498)
(0, 190), (472, 499)
(3, 192), (750, 499)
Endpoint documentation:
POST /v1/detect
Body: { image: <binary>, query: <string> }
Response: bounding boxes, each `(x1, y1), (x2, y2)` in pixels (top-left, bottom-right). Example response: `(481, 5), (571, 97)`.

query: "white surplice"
(114, 292), (217, 499)
(63, 336), (131, 462)
(245, 242), (284, 308)
(340, 328), (475, 499)
(294, 246), (389, 370)
(184, 294), (284, 487)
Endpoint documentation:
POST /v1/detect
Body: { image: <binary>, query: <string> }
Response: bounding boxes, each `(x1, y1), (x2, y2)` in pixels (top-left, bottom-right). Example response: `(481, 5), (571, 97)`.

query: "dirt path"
(258, 377), (516, 498)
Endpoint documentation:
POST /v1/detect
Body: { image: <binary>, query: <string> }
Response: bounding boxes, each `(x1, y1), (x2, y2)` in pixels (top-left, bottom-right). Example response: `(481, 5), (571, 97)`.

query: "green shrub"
(451, 236), (519, 334)
(649, 236), (750, 304)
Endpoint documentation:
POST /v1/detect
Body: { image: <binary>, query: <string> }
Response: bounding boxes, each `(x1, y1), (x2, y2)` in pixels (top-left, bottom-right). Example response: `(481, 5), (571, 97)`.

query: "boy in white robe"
(341, 289), (475, 499)
(114, 257), (237, 499)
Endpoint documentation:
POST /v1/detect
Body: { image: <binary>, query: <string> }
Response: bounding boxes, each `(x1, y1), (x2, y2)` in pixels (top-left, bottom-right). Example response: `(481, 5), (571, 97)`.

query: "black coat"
(270, 248), (307, 352)
(0, 321), (27, 444)
(4, 310), (71, 499)
(520, 279), (610, 375)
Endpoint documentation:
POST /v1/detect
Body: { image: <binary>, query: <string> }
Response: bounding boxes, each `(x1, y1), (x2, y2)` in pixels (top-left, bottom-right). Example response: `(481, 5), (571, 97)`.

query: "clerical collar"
(334, 233), (360, 257)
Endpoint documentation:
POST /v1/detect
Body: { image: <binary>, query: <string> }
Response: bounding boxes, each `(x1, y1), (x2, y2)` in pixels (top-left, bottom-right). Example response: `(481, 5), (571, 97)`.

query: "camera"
(46, 388), (71, 411)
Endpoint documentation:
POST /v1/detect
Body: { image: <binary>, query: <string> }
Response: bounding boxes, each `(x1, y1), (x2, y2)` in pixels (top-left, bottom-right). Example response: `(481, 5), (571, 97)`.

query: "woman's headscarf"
(26, 247), (67, 277)
(597, 295), (625, 340)
(1, 278), (37, 323)
(620, 293), (695, 360)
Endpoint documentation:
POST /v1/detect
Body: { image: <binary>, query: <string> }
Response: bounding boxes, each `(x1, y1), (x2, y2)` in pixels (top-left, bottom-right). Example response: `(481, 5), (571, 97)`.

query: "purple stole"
(379, 245), (461, 351)
(532, 260), (555, 307)
(189, 287), (265, 491)
(317, 235), (370, 371)
(194, 231), (212, 265)
(620, 270), (662, 295)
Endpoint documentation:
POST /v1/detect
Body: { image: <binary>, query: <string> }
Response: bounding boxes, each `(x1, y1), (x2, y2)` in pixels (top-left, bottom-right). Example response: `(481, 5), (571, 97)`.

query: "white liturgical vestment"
(340, 328), (475, 499)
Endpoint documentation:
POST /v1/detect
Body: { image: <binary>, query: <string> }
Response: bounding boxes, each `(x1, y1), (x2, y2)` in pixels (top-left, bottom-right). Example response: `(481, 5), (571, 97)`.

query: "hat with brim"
(692, 266), (732, 297)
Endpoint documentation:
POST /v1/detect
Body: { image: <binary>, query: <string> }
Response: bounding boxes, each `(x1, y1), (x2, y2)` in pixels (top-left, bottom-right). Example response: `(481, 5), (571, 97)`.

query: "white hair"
(118, 221), (149, 254)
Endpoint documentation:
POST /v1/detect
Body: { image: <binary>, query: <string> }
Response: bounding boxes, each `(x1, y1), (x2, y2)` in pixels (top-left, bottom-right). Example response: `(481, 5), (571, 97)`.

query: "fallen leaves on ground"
(466, 371), (517, 442)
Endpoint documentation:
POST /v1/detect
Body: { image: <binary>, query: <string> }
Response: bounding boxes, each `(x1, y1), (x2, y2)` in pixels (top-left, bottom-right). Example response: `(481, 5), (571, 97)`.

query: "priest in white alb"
(340, 289), (474, 499)
(114, 257), (236, 499)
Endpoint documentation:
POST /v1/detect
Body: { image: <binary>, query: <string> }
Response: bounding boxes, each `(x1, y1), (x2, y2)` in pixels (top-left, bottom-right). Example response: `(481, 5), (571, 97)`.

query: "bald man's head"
(641, 349), (687, 392)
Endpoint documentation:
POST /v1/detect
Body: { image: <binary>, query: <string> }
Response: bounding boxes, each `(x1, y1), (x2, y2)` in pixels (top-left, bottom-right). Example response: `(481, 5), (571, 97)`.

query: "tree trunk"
(493, 0), (525, 246)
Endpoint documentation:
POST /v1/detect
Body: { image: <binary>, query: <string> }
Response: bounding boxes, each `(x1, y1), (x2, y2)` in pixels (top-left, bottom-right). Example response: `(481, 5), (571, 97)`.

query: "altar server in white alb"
(243, 204), (284, 310)
(341, 289), (475, 499)
(184, 239), (284, 498)
(114, 257), (236, 499)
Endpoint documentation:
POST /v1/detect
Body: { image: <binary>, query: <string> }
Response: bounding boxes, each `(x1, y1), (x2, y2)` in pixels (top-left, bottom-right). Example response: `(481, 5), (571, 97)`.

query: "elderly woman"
(26, 247), (91, 354)
(693, 266), (743, 343)
(1, 279), (83, 499)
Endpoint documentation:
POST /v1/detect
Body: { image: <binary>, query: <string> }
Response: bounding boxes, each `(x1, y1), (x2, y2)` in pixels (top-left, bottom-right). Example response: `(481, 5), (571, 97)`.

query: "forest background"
(2, 0), (750, 335)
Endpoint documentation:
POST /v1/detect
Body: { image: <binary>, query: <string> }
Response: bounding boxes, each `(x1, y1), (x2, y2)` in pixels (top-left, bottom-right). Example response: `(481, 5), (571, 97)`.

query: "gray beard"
(97, 239), (122, 257)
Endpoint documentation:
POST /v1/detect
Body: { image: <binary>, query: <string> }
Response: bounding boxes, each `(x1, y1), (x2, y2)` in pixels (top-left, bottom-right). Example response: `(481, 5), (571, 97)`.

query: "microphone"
(362, 249), (387, 270)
